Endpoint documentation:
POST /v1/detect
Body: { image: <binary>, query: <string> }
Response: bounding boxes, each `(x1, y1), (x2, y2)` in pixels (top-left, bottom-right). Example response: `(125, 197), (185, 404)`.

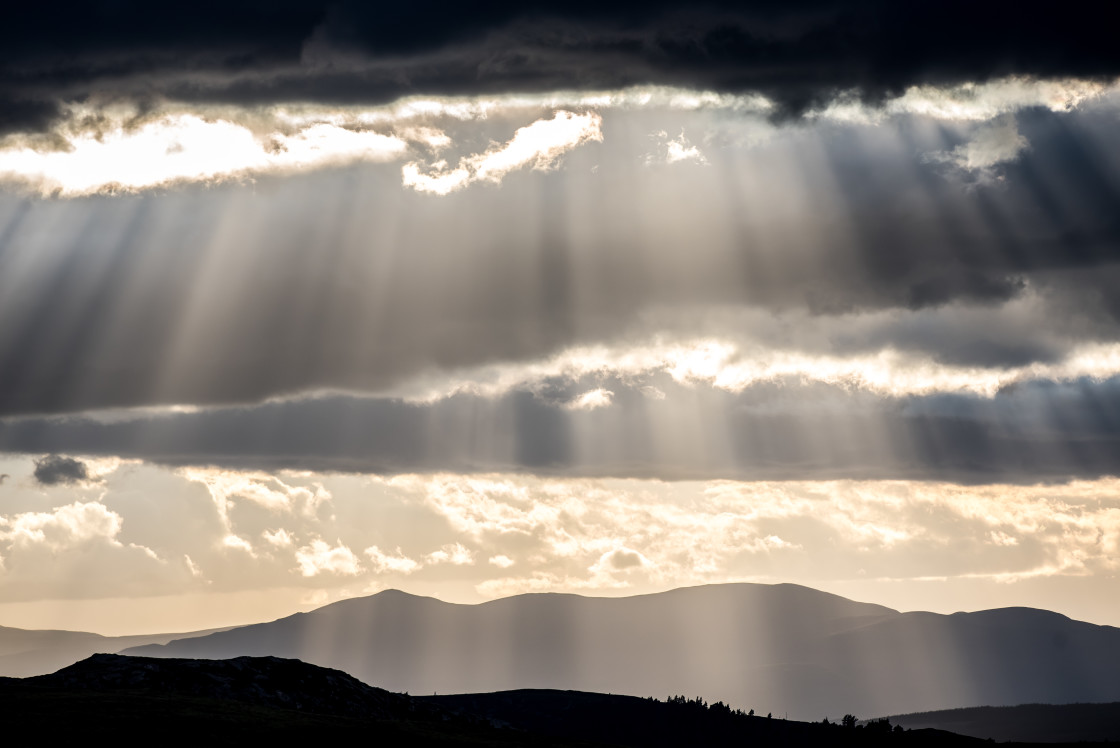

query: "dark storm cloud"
(2, 376), (1119, 482)
(1, 1), (1118, 127)
(32, 454), (90, 485)
(0, 97), (61, 137)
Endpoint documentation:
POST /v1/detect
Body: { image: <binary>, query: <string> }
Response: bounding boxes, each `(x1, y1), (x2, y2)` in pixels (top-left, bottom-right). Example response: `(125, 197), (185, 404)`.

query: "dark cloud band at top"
(1, 0), (1119, 132)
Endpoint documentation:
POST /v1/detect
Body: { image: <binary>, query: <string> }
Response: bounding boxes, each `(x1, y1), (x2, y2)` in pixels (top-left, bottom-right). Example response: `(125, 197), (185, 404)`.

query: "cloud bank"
(3, 372), (1120, 483)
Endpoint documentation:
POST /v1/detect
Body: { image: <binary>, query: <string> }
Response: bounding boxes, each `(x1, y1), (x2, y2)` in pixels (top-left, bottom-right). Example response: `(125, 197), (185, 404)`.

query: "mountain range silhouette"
(103, 583), (1120, 718)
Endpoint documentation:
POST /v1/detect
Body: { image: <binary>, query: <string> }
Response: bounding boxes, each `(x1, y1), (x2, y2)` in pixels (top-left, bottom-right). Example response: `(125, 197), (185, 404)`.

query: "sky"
(1, 0), (1119, 635)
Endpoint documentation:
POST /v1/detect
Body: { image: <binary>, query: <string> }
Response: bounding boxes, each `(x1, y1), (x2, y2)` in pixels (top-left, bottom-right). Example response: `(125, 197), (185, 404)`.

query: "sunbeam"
(2, 5), (1120, 734)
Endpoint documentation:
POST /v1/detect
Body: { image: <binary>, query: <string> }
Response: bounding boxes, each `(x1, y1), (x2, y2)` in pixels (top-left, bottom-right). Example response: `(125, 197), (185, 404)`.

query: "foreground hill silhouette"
(0, 654), (1024, 747)
(123, 583), (1120, 718)
(0, 654), (557, 746)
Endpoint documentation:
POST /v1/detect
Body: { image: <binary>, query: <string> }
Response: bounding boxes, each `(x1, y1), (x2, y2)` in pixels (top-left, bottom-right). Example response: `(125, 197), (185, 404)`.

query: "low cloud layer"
(1, 79), (1109, 196)
(3, 370), (1120, 482)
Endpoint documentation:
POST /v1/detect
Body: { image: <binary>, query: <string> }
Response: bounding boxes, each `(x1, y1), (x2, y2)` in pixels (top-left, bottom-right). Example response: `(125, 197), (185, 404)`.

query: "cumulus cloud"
(645, 129), (707, 166)
(401, 110), (602, 194)
(0, 113), (408, 196)
(364, 544), (422, 574)
(32, 455), (90, 486)
(924, 115), (1030, 176)
(426, 542), (475, 566)
(0, 501), (122, 550)
(813, 77), (1109, 124)
(262, 528), (295, 547)
(564, 388), (614, 411)
(222, 534), (256, 556)
(295, 539), (362, 577)
(595, 547), (652, 571)
(181, 469), (331, 535)
(0, 489), (179, 602)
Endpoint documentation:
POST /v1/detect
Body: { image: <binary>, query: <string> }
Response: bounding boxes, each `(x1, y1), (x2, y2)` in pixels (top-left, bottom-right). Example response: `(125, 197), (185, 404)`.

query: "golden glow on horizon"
(2, 462), (1119, 634)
